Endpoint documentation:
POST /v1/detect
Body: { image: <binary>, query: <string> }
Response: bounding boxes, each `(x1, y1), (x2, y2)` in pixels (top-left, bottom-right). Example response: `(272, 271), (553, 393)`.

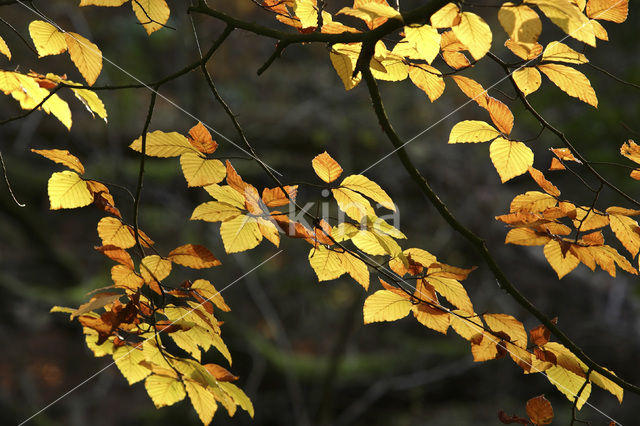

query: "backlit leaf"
(586, 0), (628, 22)
(408, 65), (445, 102)
(29, 21), (67, 57)
(340, 174), (395, 211)
(490, 138), (534, 182)
(111, 264), (144, 291)
(191, 201), (242, 223)
(338, 251), (369, 290)
(620, 139), (640, 164)
(450, 311), (484, 340)
(545, 365), (591, 409)
(140, 255), (172, 283)
(0, 35), (10, 60)
(97, 217), (136, 248)
(427, 276), (473, 314)
(32, 149), (85, 174)
(430, 2), (460, 28)
(513, 67), (542, 96)
(332, 187), (374, 221)
(131, 0), (171, 35)
(498, 3), (542, 44)
(544, 240), (580, 278)
(404, 24), (440, 64)
(180, 153), (226, 187)
(505, 228), (551, 246)
(64, 32), (102, 85)
(363, 290), (412, 323)
(48, 170), (93, 209)
(526, 395), (554, 425)
(449, 120), (501, 143)
(330, 43), (362, 90)
(483, 313), (527, 348)
(145, 375), (186, 408)
(526, 0), (596, 46)
(412, 303), (450, 334)
(542, 41), (588, 64)
(607, 213), (640, 257)
(452, 12), (492, 60)
(537, 63), (597, 107)
(219, 215), (262, 253)
(113, 346), (151, 385)
(185, 381), (217, 426)
(191, 279), (230, 312)
(168, 244), (221, 269)
(312, 151), (343, 183)
(309, 246), (345, 281)
(130, 131), (198, 157)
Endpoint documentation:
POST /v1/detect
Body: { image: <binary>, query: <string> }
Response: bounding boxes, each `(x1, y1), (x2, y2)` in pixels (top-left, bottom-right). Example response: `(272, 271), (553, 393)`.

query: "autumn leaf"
(168, 244), (221, 269)
(607, 211), (640, 257)
(408, 65), (445, 102)
(185, 381), (217, 425)
(537, 63), (597, 107)
(498, 2), (542, 44)
(525, 0), (596, 46)
(188, 122), (218, 154)
(430, 2), (460, 28)
(586, 0), (628, 23)
(219, 215), (262, 253)
(340, 174), (395, 211)
(452, 12), (492, 60)
(131, 0), (171, 35)
(0, 35), (10, 60)
(64, 32), (102, 85)
(97, 217), (137, 248)
(513, 67), (542, 96)
(180, 153), (226, 187)
(490, 138), (534, 182)
(33, 149), (85, 174)
(363, 290), (412, 323)
(130, 131), (199, 157)
(544, 240), (580, 278)
(29, 21), (67, 57)
(145, 374), (186, 408)
(526, 395), (553, 425)
(113, 346), (151, 385)
(448, 120), (501, 143)
(308, 246), (345, 281)
(48, 170), (93, 209)
(403, 24), (441, 64)
(483, 313), (528, 348)
(542, 42), (588, 64)
(330, 43), (362, 90)
(312, 151), (343, 183)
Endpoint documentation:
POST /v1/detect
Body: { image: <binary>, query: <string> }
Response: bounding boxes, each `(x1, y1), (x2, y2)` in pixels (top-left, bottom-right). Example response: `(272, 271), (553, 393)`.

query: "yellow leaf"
(620, 139), (640, 164)
(542, 41), (588, 64)
(505, 228), (551, 246)
(293, 0), (318, 29)
(47, 170), (93, 209)
(498, 3), (542, 44)
(351, 229), (401, 256)
(185, 381), (218, 426)
(131, 0), (171, 35)
(510, 191), (557, 212)
(489, 138), (534, 182)
(0, 35), (11, 60)
(412, 303), (450, 334)
(370, 41), (408, 82)
(608, 214), (640, 257)
(113, 346), (151, 385)
(64, 32), (102, 86)
(180, 153), (226, 187)
(448, 120), (501, 143)
(219, 215), (262, 253)
(586, 0), (628, 22)
(338, 3), (401, 23)
(340, 174), (395, 211)
(525, 0), (595, 46)
(590, 368), (623, 403)
(483, 313), (528, 348)
(505, 39), (543, 60)
(430, 2), (460, 28)
(546, 365), (591, 409)
(544, 240), (580, 278)
(427, 276), (474, 314)
(507, 341), (533, 373)
(218, 382), (255, 418)
(363, 290), (412, 323)
(590, 18), (608, 40)
(32, 149), (85, 174)
(111, 264), (144, 291)
(130, 130), (198, 157)
(338, 251), (369, 290)
(452, 12), (492, 60)
(205, 184), (246, 209)
(308, 246), (345, 281)
(97, 216), (136, 248)
(145, 374), (186, 408)
(191, 201), (242, 223)
(191, 279), (230, 312)
(487, 97), (514, 136)
(332, 187), (374, 221)
(538, 63), (597, 107)
(71, 87), (107, 121)
(330, 43), (362, 90)
(449, 310), (484, 340)
(257, 217), (280, 247)
(389, 248), (437, 275)
(29, 20), (67, 57)
(403, 24), (441, 64)
(312, 151), (343, 183)
(471, 334), (499, 362)
(408, 65), (445, 102)
(140, 255), (172, 283)
(512, 67), (542, 96)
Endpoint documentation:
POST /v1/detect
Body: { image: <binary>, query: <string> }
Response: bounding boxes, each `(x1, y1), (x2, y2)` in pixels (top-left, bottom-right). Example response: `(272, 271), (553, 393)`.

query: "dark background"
(1, 1), (639, 425)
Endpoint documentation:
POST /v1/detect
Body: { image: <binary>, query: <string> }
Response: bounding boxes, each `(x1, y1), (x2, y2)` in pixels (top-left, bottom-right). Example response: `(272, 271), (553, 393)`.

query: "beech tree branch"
(360, 65), (640, 395)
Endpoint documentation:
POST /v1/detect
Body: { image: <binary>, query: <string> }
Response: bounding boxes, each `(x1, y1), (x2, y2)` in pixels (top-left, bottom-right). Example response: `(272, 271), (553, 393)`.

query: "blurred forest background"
(1, 1), (639, 425)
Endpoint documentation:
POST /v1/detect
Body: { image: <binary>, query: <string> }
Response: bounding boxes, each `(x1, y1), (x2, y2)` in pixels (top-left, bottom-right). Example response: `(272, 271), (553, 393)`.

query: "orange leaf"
(187, 122), (218, 154)
(262, 185), (298, 207)
(526, 395), (553, 425)
(528, 167), (560, 197)
(31, 148), (85, 174)
(203, 364), (239, 382)
(529, 324), (550, 346)
(548, 158), (566, 171)
(168, 244), (221, 269)
(312, 151), (343, 183)
(95, 245), (133, 268)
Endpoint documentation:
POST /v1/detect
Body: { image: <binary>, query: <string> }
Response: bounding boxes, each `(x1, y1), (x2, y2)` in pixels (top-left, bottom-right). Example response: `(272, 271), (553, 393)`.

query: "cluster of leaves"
(35, 140), (253, 425)
(2, 0), (637, 423)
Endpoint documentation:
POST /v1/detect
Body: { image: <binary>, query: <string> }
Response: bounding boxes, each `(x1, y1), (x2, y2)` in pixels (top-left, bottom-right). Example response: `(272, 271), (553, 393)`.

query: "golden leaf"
(586, 0), (628, 22)
(498, 3), (542, 44)
(64, 32), (102, 86)
(620, 139), (640, 164)
(525, 0), (596, 46)
(537, 63), (597, 107)
(0, 35), (11, 60)
(80, 0), (129, 5)
(145, 375), (186, 408)
(471, 334), (499, 362)
(191, 201), (242, 223)
(191, 279), (230, 312)
(363, 290), (412, 323)
(412, 303), (450, 334)
(449, 311), (484, 340)
(29, 20), (67, 57)
(140, 255), (172, 283)
(340, 174), (395, 211)
(544, 240), (580, 278)
(113, 346), (151, 385)
(180, 153), (226, 187)
(131, 0), (171, 35)
(546, 365), (591, 409)
(169, 244), (221, 269)
(308, 246), (345, 281)
(48, 170), (93, 209)
(448, 120), (501, 143)
(185, 381), (218, 426)
(130, 130), (198, 157)
(510, 191), (557, 213)
(32, 149), (85, 174)
(452, 12), (492, 60)
(219, 215), (262, 253)
(542, 41), (588, 64)
(408, 65), (445, 102)
(338, 251), (370, 290)
(332, 187), (374, 221)
(97, 217), (136, 248)
(489, 138), (534, 182)
(312, 151), (343, 183)
(330, 43), (362, 90)
(483, 313), (528, 348)
(403, 24), (441, 64)
(608, 213), (640, 257)
(430, 2), (460, 28)
(427, 276), (473, 314)
(293, 0), (318, 29)
(111, 264), (144, 291)
(505, 228), (551, 246)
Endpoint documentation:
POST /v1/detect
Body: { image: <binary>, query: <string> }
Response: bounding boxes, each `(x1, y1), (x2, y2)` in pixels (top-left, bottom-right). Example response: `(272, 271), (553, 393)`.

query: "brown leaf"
(529, 324), (550, 346)
(498, 410), (530, 424)
(188, 122), (218, 154)
(526, 395), (553, 425)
